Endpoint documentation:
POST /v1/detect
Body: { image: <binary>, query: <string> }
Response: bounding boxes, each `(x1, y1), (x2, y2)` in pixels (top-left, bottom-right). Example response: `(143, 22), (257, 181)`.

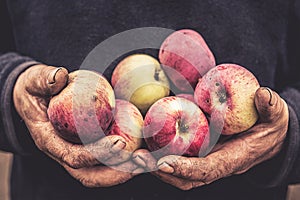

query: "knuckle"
(207, 170), (222, 182)
(180, 168), (192, 178)
(176, 159), (190, 178)
(200, 170), (209, 181)
(34, 137), (48, 152)
(201, 175), (212, 184)
(201, 159), (219, 182)
(62, 153), (82, 169)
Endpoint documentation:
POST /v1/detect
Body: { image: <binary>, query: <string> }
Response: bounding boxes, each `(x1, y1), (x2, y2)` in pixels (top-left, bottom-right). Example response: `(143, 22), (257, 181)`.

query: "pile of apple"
(47, 29), (260, 160)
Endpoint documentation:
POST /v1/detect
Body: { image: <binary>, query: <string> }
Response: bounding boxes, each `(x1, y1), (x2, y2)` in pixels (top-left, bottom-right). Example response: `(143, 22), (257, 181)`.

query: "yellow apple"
(111, 54), (170, 114)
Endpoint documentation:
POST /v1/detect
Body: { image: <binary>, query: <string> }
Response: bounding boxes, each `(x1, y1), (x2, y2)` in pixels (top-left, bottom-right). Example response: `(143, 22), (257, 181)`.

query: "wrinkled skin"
(133, 87), (289, 190)
(13, 65), (143, 187)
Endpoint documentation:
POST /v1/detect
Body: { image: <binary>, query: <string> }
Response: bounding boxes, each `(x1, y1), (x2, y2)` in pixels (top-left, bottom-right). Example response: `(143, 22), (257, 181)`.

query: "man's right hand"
(13, 64), (143, 187)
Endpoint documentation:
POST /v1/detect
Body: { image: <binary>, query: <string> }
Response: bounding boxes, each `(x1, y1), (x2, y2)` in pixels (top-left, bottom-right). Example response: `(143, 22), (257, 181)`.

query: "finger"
(112, 160), (144, 175)
(104, 150), (132, 166)
(158, 140), (251, 181)
(63, 161), (142, 188)
(132, 149), (158, 171)
(103, 137), (141, 166)
(24, 65), (68, 97)
(29, 121), (127, 168)
(157, 155), (209, 180)
(152, 170), (206, 191)
(85, 135), (127, 165)
(132, 151), (206, 190)
(55, 133), (127, 168)
(254, 87), (286, 123)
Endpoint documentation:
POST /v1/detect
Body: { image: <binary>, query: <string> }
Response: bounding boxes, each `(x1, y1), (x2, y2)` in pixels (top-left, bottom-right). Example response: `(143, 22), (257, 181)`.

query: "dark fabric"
(0, 0), (14, 54)
(10, 153), (288, 200)
(0, 0), (299, 199)
(0, 53), (39, 153)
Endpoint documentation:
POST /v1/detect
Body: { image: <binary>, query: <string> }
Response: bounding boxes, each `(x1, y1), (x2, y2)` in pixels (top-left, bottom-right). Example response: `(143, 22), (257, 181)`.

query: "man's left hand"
(133, 87), (289, 190)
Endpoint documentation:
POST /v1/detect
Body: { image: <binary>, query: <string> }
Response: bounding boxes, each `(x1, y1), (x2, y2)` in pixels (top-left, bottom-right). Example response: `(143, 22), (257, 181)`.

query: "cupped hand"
(13, 64), (142, 187)
(133, 87), (289, 190)
(63, 160), (143, 187)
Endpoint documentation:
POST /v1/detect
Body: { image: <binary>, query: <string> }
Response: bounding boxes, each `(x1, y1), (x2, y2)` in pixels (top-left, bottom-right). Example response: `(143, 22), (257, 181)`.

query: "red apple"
(143, 96), (209, 157)
(159, 29), (216, 92)
(194, 64), (260, 135)
(47, 70), (115, 144)
(104, 99), (143, 163)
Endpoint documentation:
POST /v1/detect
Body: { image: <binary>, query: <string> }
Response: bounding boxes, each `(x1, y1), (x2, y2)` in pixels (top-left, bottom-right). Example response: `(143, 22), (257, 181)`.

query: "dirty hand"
(13, 64), (143, 187)
(133, 87), (289, 190)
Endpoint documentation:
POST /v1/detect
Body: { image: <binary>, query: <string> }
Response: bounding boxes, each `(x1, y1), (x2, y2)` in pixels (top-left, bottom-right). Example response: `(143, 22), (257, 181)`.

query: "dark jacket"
(0, 0), (300, 199)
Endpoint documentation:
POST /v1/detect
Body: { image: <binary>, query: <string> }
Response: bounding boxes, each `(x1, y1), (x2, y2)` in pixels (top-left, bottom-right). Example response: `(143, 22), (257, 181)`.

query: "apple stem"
(218, 88), (227, 104)
(178, 120), (189, 133)
(219, 93), (227, 103)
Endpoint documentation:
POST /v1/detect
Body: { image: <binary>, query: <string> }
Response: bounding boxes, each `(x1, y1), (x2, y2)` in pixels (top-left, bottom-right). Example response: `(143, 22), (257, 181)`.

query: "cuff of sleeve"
(0, 53), (40, 155)
(243, 88), (300, 188)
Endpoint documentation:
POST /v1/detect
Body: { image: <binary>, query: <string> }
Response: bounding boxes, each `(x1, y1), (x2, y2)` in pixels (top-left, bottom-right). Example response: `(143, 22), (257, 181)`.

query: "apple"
(194, 64), (260, 135)
(104, 99), (143, 163)
(143, 96), (209, 157)
(111, 54), (170, 115)
(47, 70), (115, 144)
(159, 29), (216, 92)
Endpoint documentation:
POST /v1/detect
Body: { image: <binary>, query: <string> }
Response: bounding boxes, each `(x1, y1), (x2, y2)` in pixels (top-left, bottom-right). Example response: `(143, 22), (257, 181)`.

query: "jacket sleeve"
(0, 1), (40, 155)
(280, 0), (300, 184)
(244, 0), (300, 188)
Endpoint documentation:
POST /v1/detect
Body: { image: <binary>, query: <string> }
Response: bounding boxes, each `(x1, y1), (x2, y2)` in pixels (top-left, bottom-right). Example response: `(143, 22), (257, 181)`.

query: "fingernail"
(133, 168), (145, 174)
(111, 139), (126, 153)
(158, 162), (174, 174)
(47, 67), (63, 84)
(262, 87), (274, 106)
(133, 155), (146, 168)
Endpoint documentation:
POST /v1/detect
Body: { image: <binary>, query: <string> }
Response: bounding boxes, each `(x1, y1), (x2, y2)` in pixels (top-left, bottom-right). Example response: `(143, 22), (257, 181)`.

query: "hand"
(13, 64), (143, 187)
(63, 160), (143, 187)
(133, 87), (289, 190)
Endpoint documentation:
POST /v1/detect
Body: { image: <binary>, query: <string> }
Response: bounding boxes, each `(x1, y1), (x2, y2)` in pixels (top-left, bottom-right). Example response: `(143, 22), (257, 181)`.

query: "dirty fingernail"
(47, 67), (63, 84)
(262, 87), (275, 106)
(111, 139), (126, 153)
(133, 155), (146, 168)
(158, 162), (174, 174)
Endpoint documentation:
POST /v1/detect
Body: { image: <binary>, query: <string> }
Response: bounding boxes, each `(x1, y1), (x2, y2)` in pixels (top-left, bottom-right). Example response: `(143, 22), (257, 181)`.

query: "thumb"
(254, 87), (284, 123)
(24, 64), (68, 96)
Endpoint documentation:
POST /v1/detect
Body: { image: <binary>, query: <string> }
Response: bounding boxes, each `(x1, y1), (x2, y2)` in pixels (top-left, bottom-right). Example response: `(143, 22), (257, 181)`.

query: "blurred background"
(0, 152), (12, 200)
(1, 151), (300, 200)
